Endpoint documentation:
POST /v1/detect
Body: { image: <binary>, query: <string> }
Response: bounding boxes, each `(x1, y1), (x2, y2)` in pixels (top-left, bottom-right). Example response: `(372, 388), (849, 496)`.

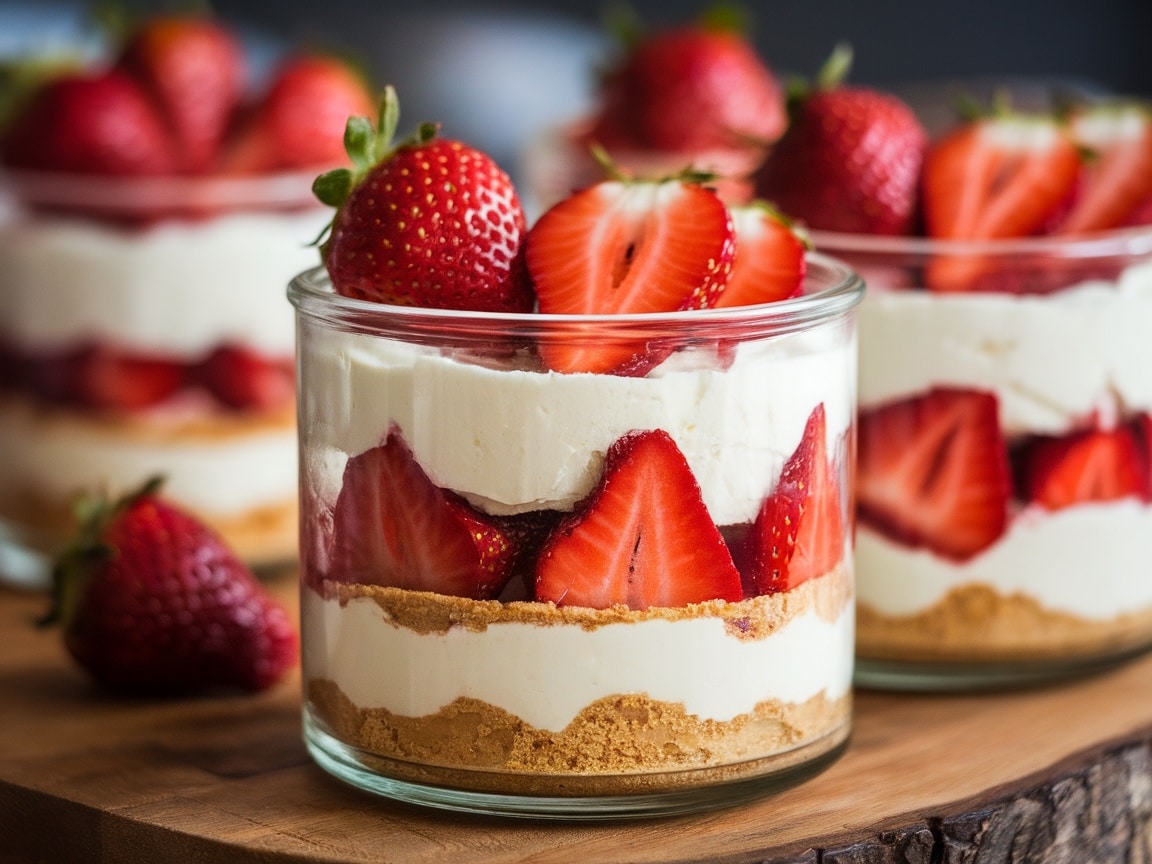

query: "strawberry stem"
(39, 475), (166, 630)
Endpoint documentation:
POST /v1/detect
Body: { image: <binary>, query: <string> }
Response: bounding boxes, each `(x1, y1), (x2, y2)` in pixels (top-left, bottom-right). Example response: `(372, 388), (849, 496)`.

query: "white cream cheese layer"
(299, 325), (855, 525)
(301, 587), (854, 733)
(856, 500), (1152, 618)
(857, 262), (1152, 436)
(0, 400), (297, 516)
(0, 209), (326, 356)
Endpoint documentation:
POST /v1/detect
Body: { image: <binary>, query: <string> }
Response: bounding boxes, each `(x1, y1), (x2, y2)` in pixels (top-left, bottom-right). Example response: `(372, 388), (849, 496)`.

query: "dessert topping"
(524, 174), (736, 373)
(714, 201), (807, 307)
(314, 86), (532, 313)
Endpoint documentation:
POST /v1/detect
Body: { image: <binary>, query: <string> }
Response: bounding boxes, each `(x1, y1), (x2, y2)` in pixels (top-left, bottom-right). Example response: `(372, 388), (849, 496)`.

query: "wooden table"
(2, 572), (1151, 864)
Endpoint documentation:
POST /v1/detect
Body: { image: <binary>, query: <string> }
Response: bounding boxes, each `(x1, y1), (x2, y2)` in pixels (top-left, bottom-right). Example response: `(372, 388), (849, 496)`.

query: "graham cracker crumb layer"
(316, 559), (854, 637)
(308, 682), (850, 796)
(304, 563), (853, 795)
(857, 583), (1152, 663)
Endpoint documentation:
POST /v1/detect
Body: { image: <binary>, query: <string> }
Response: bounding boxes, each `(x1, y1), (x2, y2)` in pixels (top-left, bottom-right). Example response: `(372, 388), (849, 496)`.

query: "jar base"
(303, 709), (850, 820)
(854, 643), (1152, 692)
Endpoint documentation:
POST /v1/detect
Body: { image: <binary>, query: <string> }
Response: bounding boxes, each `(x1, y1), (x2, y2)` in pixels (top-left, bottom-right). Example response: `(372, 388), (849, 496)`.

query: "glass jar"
(816, 227), (1152, 690)
(290, 255), (863, 818)
(0, 168), (325, 588)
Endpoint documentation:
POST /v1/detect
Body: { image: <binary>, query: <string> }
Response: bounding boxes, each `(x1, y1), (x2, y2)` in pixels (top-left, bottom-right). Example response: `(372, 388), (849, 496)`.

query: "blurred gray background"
(7, 0), (1152, 197)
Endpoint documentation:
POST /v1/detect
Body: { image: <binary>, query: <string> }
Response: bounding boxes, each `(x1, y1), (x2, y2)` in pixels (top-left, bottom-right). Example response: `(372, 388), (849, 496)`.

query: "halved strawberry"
(1018, 425), (1147, 510)
(74, 347), (186, 412)
(1055, 102), (1152, 235)
(534, 429), (743, 610)
(328, 428), (518, 599)
(742, 403), (844, 595)
(857, 388), (1011, 561)
(713, 201), (807, 307)
(198, 345), (294, 411)
(524, 178), (735, 374)
(922, 113), (1081, 293)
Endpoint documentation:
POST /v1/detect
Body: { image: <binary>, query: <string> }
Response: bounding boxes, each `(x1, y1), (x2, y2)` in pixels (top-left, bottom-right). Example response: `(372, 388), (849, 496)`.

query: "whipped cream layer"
(302, 587), (854, 733)
(0, 209), (327, 357)
(300, 326), (855, 525)
(0, 399), (297, 517)
(857, 261), (1152, 435)
(856, 500), (1152, 618)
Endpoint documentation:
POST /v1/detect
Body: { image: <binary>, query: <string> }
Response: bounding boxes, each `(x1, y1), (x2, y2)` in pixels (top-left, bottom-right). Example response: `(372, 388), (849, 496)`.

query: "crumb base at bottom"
(302, 709), (850, 819)
(855, 586), (1152, 691)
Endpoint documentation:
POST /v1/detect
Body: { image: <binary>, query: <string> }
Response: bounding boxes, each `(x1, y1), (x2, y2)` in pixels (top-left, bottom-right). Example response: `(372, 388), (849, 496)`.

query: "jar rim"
(287, 252), (864, 338)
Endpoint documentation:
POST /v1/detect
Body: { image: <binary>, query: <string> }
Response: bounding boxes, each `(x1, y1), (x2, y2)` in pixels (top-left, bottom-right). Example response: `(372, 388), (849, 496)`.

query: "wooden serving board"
(2, 572), (1151, 864)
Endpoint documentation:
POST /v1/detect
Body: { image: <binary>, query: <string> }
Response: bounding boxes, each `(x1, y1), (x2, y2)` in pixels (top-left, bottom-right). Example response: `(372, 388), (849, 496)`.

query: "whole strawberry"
(589, 9), (785, 152)
(754, 44), (927, 235)
(1, 70), (175, 174)
(222, 53), (375, 173)
(42, 478), (297, 695)
(115, 13), (244, 173)
(313, 86), (533, 312)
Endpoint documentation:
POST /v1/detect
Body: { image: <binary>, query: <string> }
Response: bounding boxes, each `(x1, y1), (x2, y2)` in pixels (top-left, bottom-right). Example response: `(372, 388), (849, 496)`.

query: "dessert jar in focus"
(816, 228), (1152, 689)
(0, 170), (325, 586)
(290, 255), (862, 818)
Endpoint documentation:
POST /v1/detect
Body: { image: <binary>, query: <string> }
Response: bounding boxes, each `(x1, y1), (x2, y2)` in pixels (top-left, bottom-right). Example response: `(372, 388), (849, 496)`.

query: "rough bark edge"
(745, 728), (1152, 864)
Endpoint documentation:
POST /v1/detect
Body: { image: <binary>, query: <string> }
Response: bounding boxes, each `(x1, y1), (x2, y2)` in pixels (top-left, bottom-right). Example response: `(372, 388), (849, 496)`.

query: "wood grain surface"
(2, 572), (1151, 864)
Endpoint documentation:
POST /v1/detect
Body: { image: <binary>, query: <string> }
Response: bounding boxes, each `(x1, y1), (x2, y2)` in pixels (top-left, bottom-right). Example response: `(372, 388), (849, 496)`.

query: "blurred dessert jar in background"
(752, 49), (1152, 688)
(0, 11), (374, 587)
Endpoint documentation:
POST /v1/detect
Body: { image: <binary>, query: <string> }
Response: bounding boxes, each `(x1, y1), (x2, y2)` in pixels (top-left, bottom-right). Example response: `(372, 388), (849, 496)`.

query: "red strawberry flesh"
(534, 429), (743, 610)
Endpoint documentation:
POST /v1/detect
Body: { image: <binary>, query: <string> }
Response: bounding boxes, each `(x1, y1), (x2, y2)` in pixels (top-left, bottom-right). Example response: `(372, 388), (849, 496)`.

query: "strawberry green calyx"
(785, 42), (853, 109)
(588, 140), (718, 186)
(312, 84), (436, 211)
(40, 475), (166, 631)
(311, 85), (438, 253)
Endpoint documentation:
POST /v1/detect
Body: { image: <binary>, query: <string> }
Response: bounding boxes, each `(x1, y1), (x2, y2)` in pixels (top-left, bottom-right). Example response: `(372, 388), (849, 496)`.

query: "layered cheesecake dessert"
(521, 10), (785, 214)
(843, 233), (1152, 671)
(295, 89), (860, 814)
(0, 14), (373, 581)
(750, 62), (1152, 681)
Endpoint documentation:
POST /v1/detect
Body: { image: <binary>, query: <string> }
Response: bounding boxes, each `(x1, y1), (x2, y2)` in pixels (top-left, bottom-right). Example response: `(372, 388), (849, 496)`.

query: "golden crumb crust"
(857, 584), (1152, 663)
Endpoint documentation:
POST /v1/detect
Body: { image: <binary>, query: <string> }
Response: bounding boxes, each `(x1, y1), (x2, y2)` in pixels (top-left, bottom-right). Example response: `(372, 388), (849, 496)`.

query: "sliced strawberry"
(858, 388), (1011, 561)
(328, 428), (518, 599)
(742, 404), (844, 595)
(198, 345), (294, 411)
(1018, 425), (1147, 510)
(922, 114), (1081, 293)
(1056, 103), (1152, 235)
(713, 202), (807, 308)
(74, 347), (186, 411)
(534, 429), (743, 610)
(524, 178), (735, 374)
